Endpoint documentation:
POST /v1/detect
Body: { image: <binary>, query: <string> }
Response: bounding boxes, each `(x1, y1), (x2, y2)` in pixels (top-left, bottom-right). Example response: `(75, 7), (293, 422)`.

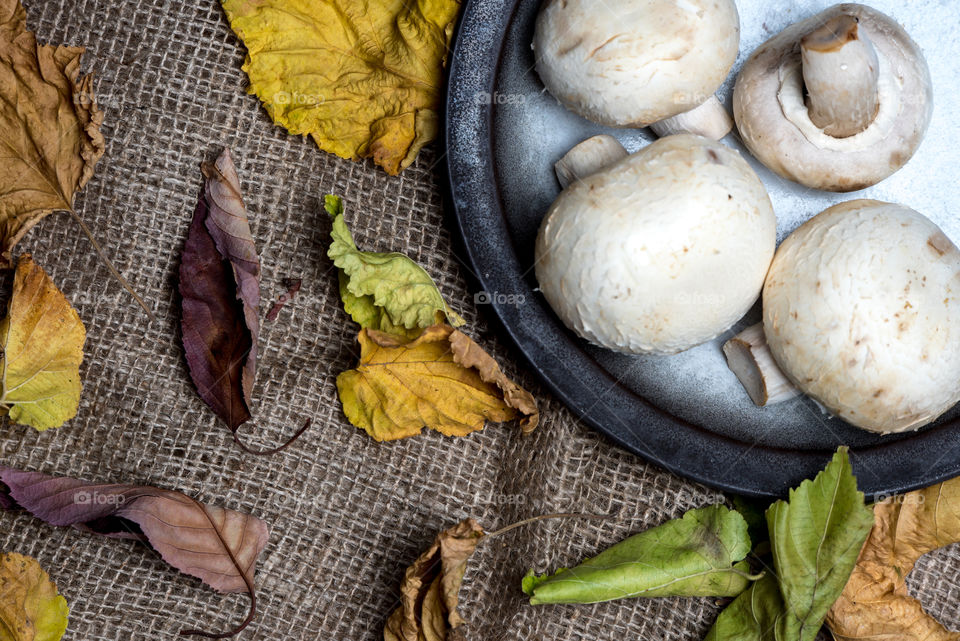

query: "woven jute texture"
(1, 1), (958, 640)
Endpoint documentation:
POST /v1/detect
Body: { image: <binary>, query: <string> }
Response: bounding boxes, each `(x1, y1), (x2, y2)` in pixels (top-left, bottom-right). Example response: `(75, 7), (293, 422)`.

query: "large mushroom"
(536, 134), (776, 355)
(734, 4), (933, 192)
(534, 0), (739, 140)
(726, 200), (960, 433)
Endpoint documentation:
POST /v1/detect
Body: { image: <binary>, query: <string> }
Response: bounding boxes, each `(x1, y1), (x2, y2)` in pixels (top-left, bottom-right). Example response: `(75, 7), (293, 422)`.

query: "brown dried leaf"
(826, 478), (960, 641)
(449, 329), (539, 434)
(384, 519), (484, 641)
(0, 0), (104, 266)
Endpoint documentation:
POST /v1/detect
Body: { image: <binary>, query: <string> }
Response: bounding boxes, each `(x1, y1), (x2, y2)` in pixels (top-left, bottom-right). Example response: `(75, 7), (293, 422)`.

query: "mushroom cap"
(763, 200), (960, 433)
(535, 135), (776, 355)
(533, 0), (739, 127)
(734, 4), (933, 192)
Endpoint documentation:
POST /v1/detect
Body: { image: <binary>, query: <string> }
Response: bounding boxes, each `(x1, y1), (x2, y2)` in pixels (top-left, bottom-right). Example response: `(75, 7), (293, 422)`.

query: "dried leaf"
(221, 0), (460, 175)
(0, 552), (69, 641)
(0, 466), (268, 637)
(826, 478), (960, 641)
(384, 519), (484, 641)
(0, 0), (104, 266)
(522, 505), (756, 604)
(179, 149), (260, 431)
(336, 324), (537, 441)
(449, 330), (539, 433)
(326, 195), (461, 336)
(0, 254), (85, 431)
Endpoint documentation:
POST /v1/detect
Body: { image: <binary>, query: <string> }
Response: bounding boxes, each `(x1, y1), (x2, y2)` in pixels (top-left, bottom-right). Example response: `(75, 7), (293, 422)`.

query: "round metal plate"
(443, 0), (960, 497)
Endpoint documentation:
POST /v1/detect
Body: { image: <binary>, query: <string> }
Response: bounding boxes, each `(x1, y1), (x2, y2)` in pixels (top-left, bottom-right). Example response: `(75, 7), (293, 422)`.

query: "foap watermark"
(475, 291), (526, 306)
(473, 91), (526, 106)
(273, 91), (324, 107)
(74, 491), (126, 506)
(873, 492), (925, 506)
(463, 492), (528, 512)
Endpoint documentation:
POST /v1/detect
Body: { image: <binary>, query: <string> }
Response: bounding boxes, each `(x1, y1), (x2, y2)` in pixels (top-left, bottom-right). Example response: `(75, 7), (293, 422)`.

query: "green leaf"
(524, 505), (758, 604)
(767, 447), (874, 641)
(326, 194), (462, 334)
(704, 573), (783, 641)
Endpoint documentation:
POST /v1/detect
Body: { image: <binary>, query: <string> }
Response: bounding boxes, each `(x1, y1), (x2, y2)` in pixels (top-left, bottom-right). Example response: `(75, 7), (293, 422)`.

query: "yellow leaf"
(826, 478), (960, 641)
(0, 0), (104, 266)
(336, 324), (537, 441)
(0, 552), (70, 641)
(220, 0), (460, 175)
(0, 255), (86, 431)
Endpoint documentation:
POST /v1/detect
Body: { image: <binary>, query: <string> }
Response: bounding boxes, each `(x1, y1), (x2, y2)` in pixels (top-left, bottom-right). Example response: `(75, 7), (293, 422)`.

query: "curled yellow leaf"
(336, 324), (537, 441)
(221, 0), (461, 175)
(826, 478), (960, 641)
(0, 552), (69, 641)
(0, 255), (86, 431)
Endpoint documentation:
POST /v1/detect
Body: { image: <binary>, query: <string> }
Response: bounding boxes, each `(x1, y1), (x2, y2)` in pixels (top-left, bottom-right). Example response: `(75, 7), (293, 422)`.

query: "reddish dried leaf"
(0, 466), (269, 636)
(179, 149), (260, 431)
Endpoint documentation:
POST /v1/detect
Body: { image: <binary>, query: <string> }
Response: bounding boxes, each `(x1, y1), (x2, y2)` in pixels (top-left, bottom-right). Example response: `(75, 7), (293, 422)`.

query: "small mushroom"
(535, 134), (776, 355)
(534, 0), (739, 139)
(754, 200), (960, 433)
(734, 4), (933, 192)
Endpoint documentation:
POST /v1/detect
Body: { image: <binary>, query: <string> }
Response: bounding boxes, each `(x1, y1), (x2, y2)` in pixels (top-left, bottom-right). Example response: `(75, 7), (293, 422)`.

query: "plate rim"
(442, 0), (960, 498)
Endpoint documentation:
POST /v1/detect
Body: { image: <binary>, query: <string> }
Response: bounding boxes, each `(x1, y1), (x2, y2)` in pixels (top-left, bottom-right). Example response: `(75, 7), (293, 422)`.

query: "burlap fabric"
(1, 1), (958, 640)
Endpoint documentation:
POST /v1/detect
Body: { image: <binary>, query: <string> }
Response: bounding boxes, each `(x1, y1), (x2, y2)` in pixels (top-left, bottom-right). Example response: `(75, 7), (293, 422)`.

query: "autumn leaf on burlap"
(220, 0), (461, 175)
(337, 324), (538, 441)
(385, 519), (484, 641)
(179, 149), (260, 432)
(0, 254), (85, 431)
(0, 0), (104, 266)
(0, 552), (69, 641)
(827, 477), (960, 641)
(326, 194), (462, 336)
(0, 466), (269, 637)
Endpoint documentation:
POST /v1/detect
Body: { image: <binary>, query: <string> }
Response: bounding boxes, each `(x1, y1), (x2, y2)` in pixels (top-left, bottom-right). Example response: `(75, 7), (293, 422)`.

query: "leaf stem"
(232, 418), (313, 456)
(485, 512), (614, 539)
(67, 208), (156, 323)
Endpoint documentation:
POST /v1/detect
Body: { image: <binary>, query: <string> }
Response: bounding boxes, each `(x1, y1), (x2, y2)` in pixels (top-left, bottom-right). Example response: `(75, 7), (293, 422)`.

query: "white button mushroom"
(733, 4), (933, 192)
(535, 134), (776, 355)
(533, 0), (739, 139)
(755, 200), (960, 433)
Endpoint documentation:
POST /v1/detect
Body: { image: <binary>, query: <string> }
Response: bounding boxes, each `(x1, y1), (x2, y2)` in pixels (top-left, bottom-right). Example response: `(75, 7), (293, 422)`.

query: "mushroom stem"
(554, 135), (628, 189)
(649, 96), (733, 140)
(723, 323), (800, 406)
(801, 14), (880, 138)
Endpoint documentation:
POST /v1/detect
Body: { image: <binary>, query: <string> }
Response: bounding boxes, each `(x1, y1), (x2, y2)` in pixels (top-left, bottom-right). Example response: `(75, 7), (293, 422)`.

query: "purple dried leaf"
(0, 466), (269, 637)
(179, 148), (260, 431)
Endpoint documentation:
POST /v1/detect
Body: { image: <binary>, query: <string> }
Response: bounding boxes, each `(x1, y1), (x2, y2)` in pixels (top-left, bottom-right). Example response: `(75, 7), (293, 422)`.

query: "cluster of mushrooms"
(533, 1), (960, 434)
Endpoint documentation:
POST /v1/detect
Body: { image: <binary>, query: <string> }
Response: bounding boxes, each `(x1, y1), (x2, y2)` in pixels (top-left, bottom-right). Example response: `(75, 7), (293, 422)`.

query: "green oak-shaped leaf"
(523, 505), (758, 604)
(0, 552), (69, 641)
(768, 447), (874, 641)
(326, 195), (462, 335)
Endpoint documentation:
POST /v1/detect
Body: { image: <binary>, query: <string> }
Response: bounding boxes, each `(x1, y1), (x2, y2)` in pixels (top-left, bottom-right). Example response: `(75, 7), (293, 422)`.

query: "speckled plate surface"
(444, 0), (960, 497)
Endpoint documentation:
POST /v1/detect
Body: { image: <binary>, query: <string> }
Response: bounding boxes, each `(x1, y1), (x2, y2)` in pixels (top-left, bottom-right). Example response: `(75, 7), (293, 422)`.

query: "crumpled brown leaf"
(826, 478), (960, 641)
(336, 324), (538, 441)
(0, 0), (104, 266)
(384, 518), (484, 641)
